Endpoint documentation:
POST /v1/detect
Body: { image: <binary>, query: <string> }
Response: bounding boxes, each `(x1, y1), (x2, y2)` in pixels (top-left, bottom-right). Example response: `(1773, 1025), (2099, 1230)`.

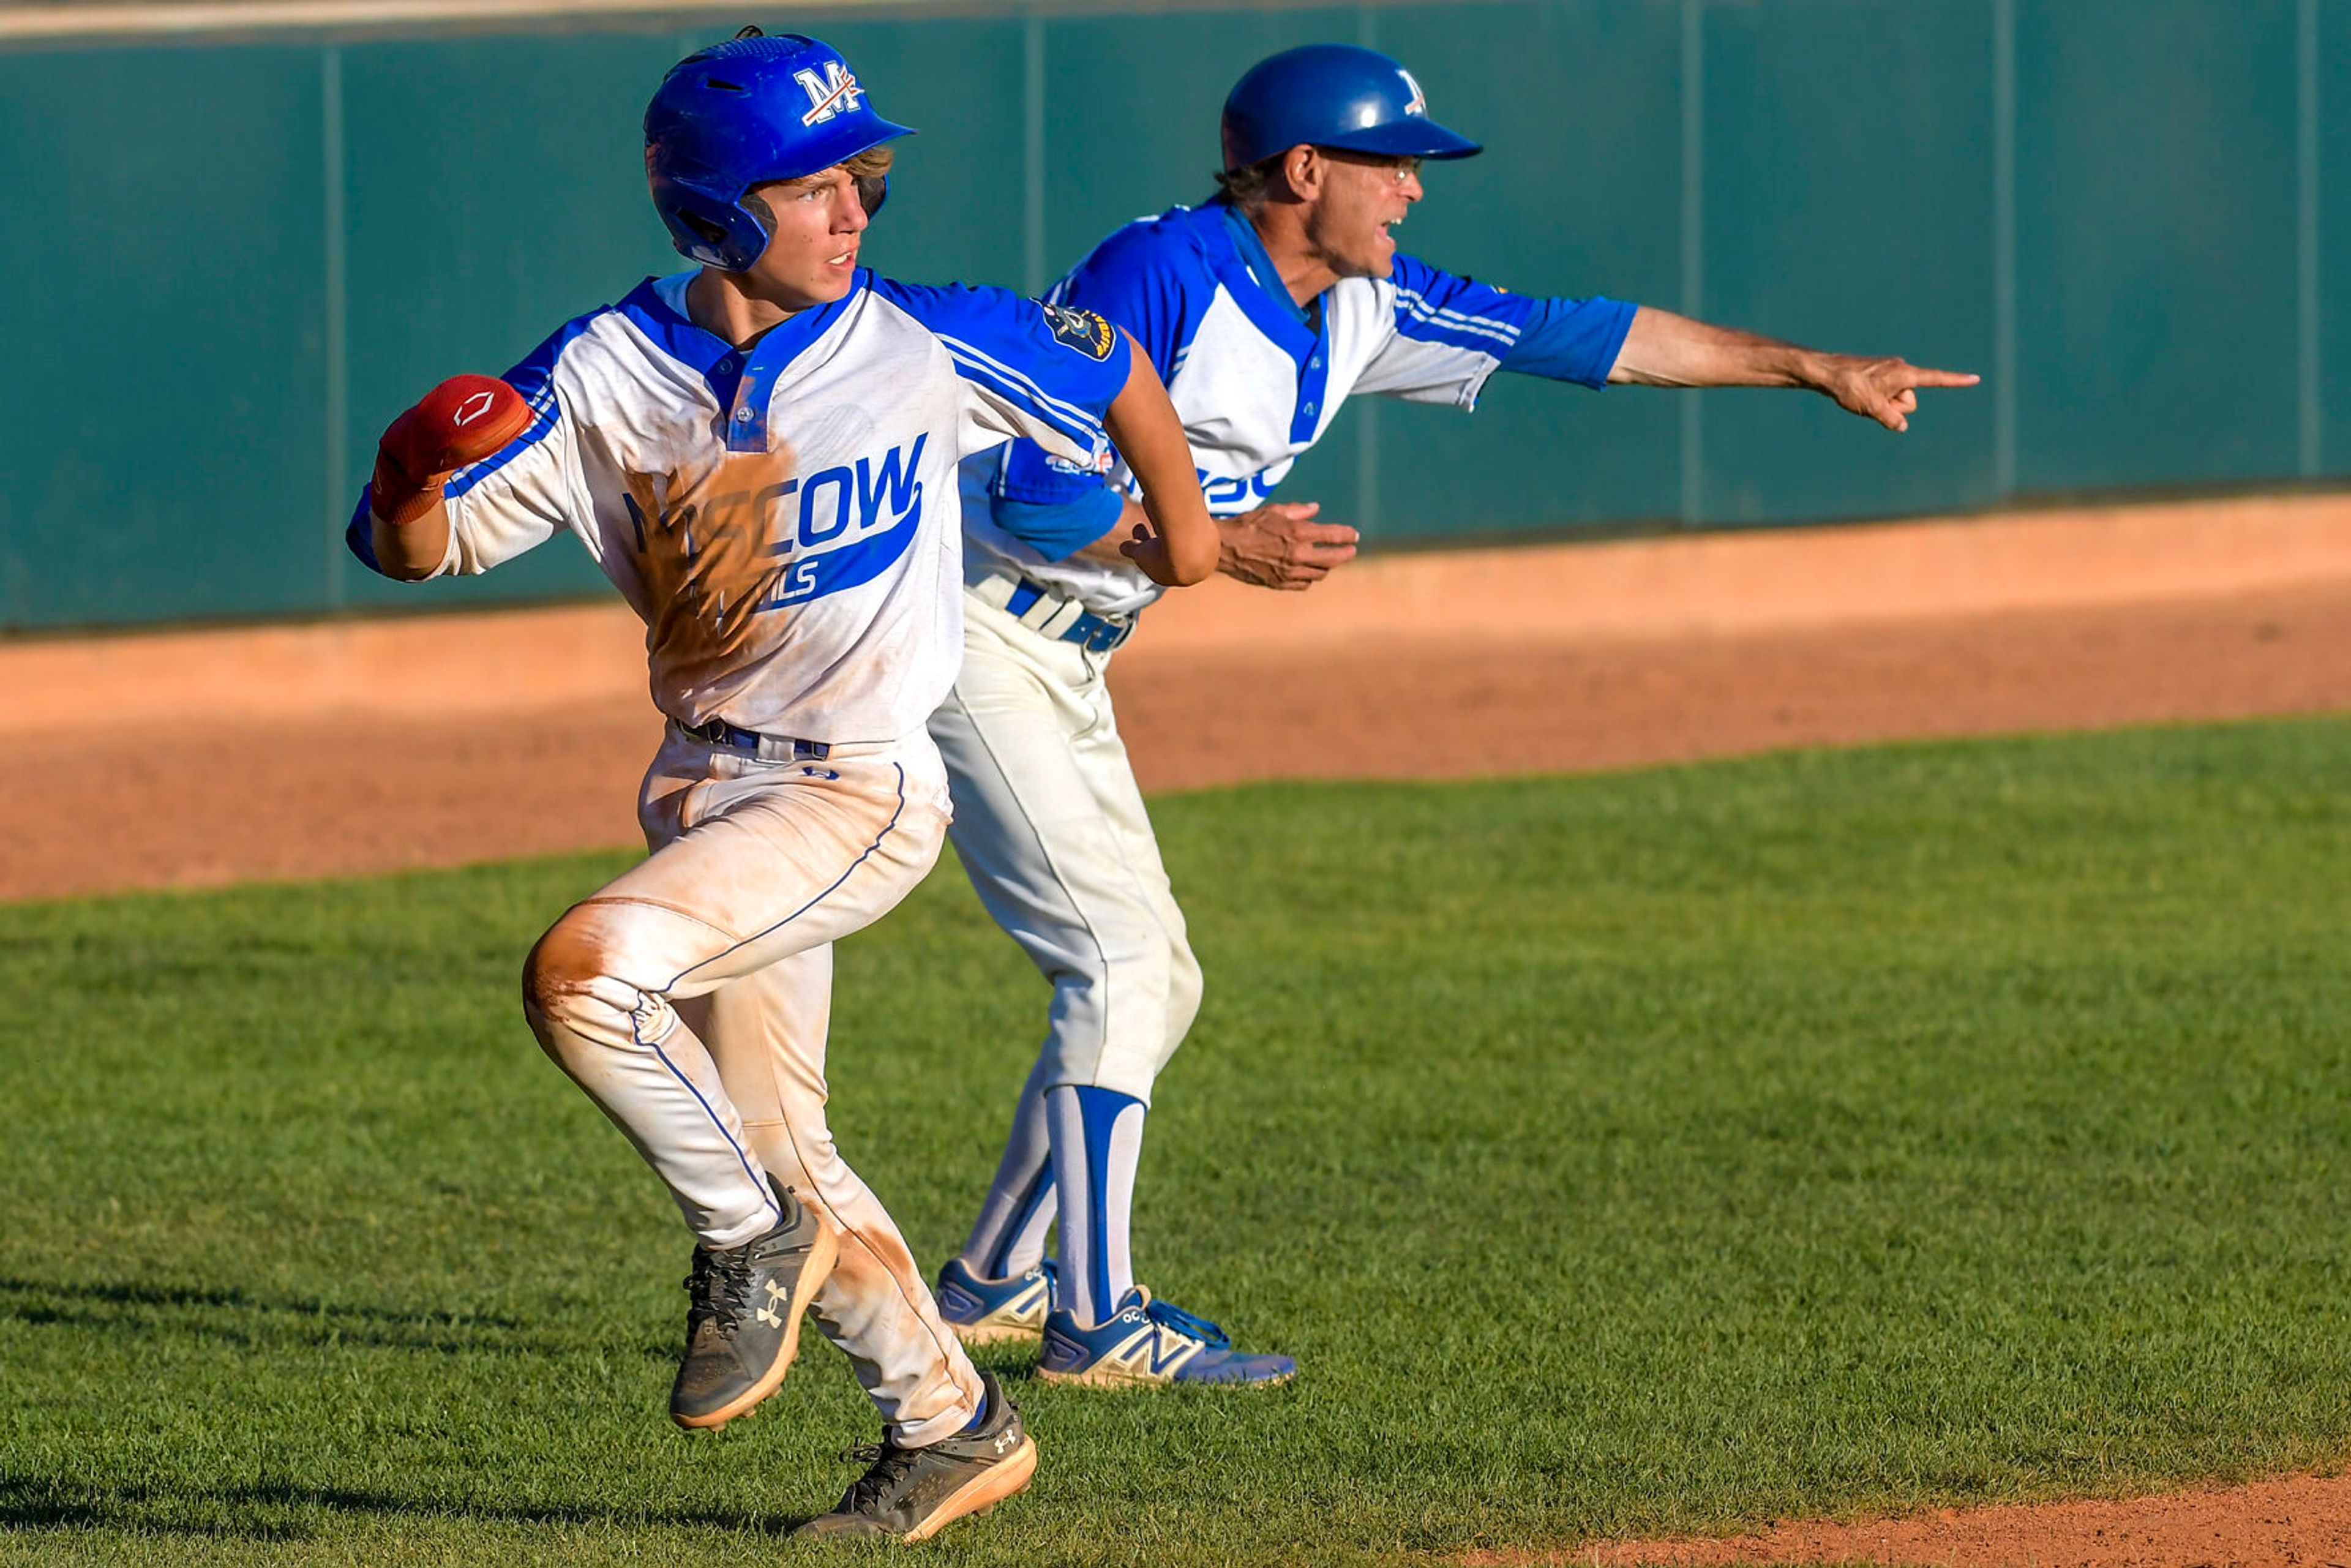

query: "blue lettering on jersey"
(799, 467), (855, 545)
(856, 438), (925, 526)
(616, 435), (929, 614)
(763, 434), (928, 610)
(1198, 470), (1280, 511)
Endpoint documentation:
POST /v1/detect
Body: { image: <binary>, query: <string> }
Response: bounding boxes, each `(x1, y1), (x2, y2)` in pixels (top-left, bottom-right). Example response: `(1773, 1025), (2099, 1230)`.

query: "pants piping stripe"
(644, 1027), (781, 1228)
(666, 763), (910, 996)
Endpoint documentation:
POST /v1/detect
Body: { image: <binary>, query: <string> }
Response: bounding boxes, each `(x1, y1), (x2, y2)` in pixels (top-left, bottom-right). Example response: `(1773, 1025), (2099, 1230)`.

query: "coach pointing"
(928, 43), (1979, 1383)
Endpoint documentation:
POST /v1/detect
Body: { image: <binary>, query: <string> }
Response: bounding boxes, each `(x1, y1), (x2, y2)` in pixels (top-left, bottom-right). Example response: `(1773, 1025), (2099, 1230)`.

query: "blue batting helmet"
(1220, 44), (1481, 172)
(645, 31), (915, 271)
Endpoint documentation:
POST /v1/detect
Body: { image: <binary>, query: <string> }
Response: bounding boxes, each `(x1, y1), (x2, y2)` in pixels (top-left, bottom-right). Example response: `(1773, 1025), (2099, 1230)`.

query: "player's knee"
(522, 909), (610, 1020)
(520, 902), (662, 1052)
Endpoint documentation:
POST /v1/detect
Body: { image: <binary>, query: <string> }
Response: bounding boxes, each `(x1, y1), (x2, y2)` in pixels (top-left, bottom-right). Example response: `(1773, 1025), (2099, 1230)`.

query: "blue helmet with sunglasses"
(1219, 43), (1482, 172)
(645, 29), (915, 272)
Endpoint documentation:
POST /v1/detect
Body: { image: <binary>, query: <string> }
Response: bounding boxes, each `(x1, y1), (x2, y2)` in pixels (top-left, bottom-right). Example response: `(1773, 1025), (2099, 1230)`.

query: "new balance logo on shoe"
(1038, 1286), (1296, 1389)
(1145, 1330), (1196, 1376)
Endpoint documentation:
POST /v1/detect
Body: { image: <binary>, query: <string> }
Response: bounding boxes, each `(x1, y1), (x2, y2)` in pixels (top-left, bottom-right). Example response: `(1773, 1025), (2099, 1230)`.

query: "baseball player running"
(345, 31), (1215, 1540)
(928, 43), (1978, 1386)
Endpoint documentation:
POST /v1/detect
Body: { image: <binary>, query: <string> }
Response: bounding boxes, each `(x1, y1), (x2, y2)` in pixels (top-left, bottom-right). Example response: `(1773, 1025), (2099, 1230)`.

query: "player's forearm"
(370, 504), (453, 581)
(1071, 498), (1153, 565)
(1609, 306), (1981, 430)
(1607, 306), (1827, 391)
(1101, 336), (1218, 585)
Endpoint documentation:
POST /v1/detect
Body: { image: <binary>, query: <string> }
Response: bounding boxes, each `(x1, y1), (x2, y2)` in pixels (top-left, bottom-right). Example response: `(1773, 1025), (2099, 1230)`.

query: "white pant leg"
(928, 594), (1202, 1103)
(1063, 651), (1202, 1072)
(525, 727), (981, 1444)
(679, 947), (984, 1447)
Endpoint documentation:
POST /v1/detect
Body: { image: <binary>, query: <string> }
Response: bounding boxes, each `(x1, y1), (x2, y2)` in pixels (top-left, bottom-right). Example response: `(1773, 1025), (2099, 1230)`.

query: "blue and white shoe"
(935, 1257), (1056, 1346)
(1038, 1288), (1296, 1389)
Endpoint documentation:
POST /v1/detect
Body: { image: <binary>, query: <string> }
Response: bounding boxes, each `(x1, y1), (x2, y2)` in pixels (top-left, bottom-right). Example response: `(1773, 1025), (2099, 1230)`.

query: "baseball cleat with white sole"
(793, 1371), (1038, 1542)
(669, 1180), (838, 1431)
(1038, 1287), (1295, 1389)
(934, 1256), (1055, 1346)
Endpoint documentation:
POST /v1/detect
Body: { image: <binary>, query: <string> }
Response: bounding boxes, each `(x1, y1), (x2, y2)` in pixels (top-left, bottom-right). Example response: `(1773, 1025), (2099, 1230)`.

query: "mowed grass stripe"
(1, 717), (2345, 1567)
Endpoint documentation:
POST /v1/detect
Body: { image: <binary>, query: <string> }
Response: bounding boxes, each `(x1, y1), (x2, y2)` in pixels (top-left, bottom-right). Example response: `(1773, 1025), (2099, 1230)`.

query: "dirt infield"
(7, 492), (2351, 904)
(1477, 1472), (2351, 1568)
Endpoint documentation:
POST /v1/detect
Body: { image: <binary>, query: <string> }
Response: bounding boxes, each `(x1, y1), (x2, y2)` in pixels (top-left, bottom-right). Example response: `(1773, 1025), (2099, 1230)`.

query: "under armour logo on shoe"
(756, 1278), (790, 1327)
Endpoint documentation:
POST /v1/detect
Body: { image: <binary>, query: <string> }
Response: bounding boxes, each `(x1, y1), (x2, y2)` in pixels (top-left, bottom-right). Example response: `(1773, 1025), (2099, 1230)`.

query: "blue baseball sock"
(956, 1056), (1059, 1279)
(1044, 1083), (1146, 1328)
(958, 1382), (991, 1434)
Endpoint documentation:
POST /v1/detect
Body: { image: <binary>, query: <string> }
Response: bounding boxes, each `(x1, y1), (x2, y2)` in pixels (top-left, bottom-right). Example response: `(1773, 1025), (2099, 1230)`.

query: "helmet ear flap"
(857, 173), (888, 216)
(650, 173), (774, 271)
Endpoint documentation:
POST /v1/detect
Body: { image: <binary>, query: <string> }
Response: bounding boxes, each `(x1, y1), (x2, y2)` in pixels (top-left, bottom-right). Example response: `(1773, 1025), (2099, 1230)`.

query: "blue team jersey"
(967, 199), (1636, 615)
(348, 268), (1129, 742)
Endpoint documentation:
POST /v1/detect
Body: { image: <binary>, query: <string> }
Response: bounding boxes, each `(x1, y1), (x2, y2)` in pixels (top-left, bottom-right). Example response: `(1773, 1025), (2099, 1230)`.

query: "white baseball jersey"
(348, 268), (1131, 742)
(965, 199), (1636, 616)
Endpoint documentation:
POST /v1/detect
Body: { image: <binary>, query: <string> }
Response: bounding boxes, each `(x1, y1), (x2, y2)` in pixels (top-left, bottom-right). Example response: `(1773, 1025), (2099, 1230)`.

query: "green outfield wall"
(1, 0), (2343, 631)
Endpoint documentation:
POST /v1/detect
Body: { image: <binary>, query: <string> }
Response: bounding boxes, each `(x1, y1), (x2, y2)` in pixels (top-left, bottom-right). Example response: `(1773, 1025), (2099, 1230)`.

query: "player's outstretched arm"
(1608, 306), (1980, 433)
(1101, 333), (1220, 587)
(367, 375), (534, 579)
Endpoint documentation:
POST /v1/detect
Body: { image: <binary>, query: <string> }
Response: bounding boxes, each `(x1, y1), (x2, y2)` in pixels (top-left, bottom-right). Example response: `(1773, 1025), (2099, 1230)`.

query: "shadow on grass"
(0, 1471), (809, 1539)
(0, 1275), (577, 1357)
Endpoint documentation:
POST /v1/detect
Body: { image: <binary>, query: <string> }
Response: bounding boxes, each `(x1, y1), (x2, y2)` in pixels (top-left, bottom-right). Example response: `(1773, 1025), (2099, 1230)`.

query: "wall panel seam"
(1678, 0), (1703, 527)
(2299, 0), (2321, 478)
(322, 41), (348, 607)
(1992, 0), (2015, 500)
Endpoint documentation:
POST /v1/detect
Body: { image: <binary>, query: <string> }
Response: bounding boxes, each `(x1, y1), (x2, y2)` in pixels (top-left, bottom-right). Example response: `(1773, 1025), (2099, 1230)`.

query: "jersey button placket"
(729, 391), (763, 451)
(727, 351), (776, 452)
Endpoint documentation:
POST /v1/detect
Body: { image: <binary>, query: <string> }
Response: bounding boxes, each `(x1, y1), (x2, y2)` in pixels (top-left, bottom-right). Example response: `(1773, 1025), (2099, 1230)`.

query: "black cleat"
(669, 1180), (837, 1431)
(793, 1371), (1038, 1542)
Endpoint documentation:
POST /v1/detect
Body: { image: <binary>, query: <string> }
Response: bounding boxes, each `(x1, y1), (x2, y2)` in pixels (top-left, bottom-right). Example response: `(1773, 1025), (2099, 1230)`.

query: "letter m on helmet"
(795, 61), (865, 126)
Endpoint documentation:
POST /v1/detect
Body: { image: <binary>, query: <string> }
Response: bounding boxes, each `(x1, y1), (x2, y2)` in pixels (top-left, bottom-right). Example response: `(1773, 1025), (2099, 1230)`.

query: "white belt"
(969, 572), (1133, 649)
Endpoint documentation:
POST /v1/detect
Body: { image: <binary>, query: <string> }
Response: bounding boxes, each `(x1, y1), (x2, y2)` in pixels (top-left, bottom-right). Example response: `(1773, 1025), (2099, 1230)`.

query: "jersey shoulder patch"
(1040, 303), (1118, 361)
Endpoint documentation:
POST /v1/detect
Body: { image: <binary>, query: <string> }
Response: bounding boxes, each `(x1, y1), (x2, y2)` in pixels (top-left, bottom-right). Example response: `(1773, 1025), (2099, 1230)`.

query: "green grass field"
(4, 718), (2349, 1566)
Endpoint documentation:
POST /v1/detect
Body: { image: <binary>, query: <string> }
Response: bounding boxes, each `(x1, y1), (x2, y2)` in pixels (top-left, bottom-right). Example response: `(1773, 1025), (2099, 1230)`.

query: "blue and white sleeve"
(1355, 253), (1635, 409)
(987, 219), (1217, 559)
(343, 315), (593, 579)
(874, 279), (1133, 467)
(1051, 217), (1210, 383)
(1501, 294), (1638, 388)
(986, 469), (1130, 561)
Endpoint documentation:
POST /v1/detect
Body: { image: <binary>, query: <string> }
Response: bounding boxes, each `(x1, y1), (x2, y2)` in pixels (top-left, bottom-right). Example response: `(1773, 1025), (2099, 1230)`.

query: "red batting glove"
(370, 375), (533, 525)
